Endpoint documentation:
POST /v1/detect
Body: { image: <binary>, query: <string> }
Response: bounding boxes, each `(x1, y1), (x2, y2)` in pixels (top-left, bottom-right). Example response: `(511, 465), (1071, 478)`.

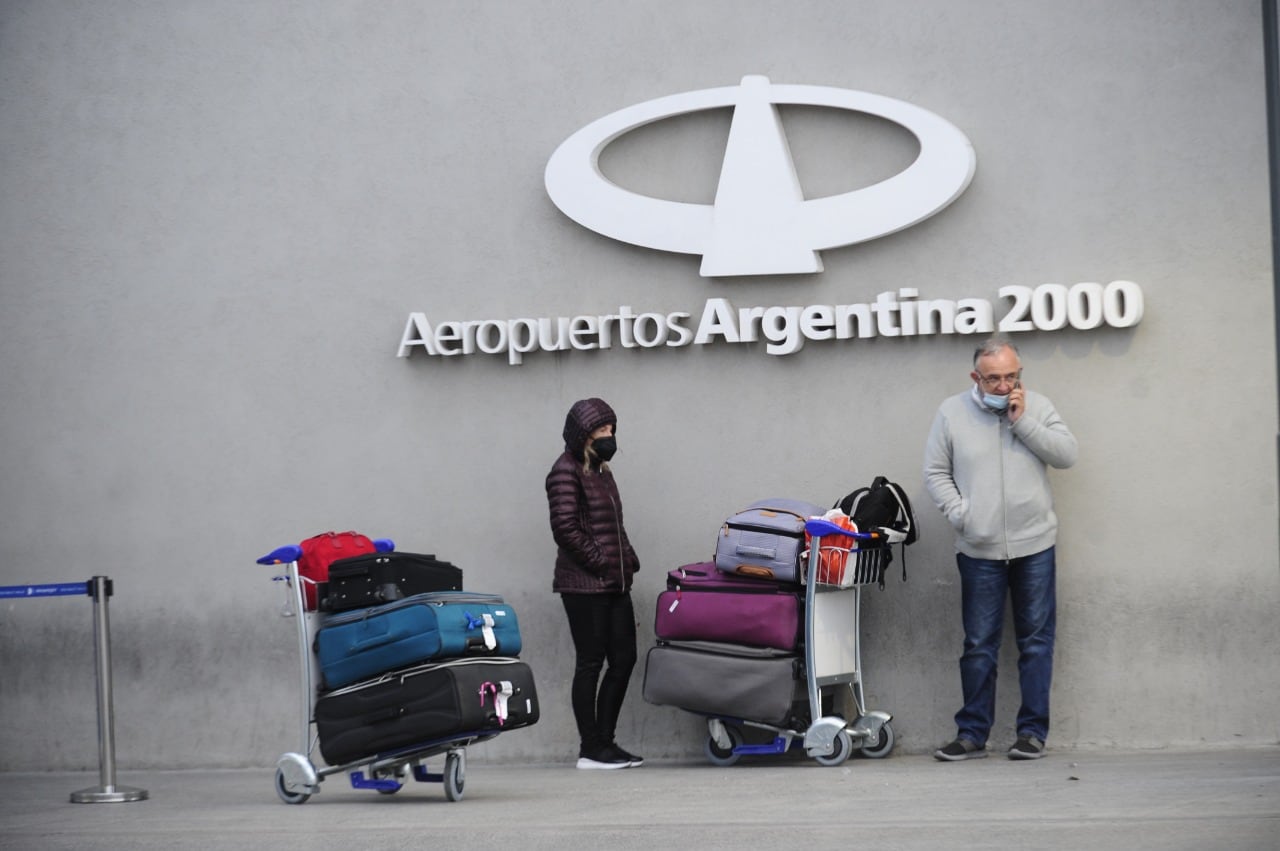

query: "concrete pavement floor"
(1, 747), (1277, 850)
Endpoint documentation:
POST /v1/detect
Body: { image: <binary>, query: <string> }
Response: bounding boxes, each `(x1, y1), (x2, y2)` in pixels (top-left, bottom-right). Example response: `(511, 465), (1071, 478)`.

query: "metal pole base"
(70, 785), (149, 804)
(69, 783), (147, 803)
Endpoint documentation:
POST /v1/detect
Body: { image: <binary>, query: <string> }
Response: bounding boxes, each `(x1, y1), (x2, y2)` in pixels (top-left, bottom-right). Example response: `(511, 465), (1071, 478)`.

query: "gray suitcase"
(641, 640), (802, 726)
(714, 498), (826, 582)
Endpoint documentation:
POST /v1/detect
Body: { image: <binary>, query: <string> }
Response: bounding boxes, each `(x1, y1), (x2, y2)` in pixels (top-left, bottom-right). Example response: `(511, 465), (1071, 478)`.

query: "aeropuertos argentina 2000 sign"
(398, 282), (1144, 366)
(401, 78), (1143, 365)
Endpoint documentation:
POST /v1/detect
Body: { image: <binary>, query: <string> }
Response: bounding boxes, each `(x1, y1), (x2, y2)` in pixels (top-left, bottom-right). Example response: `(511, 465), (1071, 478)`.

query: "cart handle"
(803, 518), (880, 541)
(255, 538), (395, 565)
(257, 545), (302, 565)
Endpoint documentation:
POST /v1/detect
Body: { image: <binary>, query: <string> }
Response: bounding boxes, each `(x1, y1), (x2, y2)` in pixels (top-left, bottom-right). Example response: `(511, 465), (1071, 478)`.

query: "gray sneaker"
(934, 738), (988, 761)
(1008, 736), (1045, 760)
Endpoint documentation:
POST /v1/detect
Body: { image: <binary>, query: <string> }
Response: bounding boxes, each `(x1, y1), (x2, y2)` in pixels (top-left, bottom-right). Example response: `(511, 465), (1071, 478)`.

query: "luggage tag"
(464, 611), (500, 650)
(668, 570), (688, 613)
(478, 680), (513, 725)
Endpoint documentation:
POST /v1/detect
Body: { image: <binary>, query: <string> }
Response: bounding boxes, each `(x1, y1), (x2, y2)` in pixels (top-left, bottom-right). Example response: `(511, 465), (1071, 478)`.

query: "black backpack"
(833, 476), (918, 581)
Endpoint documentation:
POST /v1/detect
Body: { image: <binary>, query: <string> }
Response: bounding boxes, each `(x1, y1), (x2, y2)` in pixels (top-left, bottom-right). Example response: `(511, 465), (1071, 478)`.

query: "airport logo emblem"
(545, 75), (977, 277)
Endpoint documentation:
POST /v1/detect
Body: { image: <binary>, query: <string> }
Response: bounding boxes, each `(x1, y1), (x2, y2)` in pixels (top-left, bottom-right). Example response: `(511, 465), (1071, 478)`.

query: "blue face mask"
(982, 392), (1009, 411)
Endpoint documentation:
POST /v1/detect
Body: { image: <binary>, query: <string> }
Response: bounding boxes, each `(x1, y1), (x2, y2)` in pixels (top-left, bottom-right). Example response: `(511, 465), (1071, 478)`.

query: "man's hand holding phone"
(1007, 380), (1025, 423)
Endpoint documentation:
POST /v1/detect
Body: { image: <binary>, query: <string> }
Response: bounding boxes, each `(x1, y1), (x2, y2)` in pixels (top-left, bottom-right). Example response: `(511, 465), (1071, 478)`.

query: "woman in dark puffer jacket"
(546, 398), (643, 770)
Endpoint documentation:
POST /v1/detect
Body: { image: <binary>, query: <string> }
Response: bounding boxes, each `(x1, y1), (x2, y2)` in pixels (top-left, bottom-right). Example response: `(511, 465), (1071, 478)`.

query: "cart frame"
(702, 517), (897, 766)
(258, 543), (493, 803)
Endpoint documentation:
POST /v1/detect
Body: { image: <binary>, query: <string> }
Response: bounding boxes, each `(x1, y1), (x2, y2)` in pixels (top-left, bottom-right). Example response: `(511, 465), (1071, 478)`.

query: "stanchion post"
(70, 576), (148, 803)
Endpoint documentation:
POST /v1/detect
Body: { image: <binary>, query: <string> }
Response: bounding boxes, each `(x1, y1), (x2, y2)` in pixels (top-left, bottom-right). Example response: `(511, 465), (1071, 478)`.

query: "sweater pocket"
(959, 498), (1004, 550)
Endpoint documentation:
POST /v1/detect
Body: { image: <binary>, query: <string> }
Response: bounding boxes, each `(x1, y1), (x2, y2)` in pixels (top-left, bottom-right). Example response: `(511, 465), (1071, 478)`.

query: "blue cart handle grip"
(804, 518), (879, 540)
(257, 544), (303, 565)
(255, 537), (395, 565)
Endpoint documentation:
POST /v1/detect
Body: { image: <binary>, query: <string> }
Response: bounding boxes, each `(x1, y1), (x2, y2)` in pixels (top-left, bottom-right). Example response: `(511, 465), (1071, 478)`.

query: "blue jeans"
(954, 547), (1056, 746)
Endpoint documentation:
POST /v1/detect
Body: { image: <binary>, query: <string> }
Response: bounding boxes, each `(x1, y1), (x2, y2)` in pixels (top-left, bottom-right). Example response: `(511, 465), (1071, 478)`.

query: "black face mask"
(591, 436), (618, 462)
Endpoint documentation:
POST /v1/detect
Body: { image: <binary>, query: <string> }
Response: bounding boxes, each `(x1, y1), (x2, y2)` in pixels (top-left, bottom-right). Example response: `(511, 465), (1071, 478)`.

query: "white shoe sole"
(576, 758), (629, 770)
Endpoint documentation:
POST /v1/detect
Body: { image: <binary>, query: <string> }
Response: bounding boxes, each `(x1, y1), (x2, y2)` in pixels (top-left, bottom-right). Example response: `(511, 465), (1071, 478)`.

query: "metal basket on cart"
(805, 515), (897, 589)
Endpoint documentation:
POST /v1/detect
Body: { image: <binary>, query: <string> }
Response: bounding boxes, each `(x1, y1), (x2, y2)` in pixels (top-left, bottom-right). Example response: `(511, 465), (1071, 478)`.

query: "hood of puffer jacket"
(562, 398), (617, 455)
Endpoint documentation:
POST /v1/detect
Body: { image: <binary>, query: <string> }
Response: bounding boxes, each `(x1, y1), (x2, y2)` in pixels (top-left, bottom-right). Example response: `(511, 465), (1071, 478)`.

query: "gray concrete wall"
(1, 0), (1276, 770)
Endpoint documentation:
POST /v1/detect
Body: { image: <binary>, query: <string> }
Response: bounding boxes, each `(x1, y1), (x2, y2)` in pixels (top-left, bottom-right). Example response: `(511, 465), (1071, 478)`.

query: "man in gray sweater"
(924, 336), (1078, 761)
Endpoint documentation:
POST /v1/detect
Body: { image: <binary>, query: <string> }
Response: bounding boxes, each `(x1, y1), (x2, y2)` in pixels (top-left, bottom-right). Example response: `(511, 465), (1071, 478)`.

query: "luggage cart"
(257, 542), (495, 804)
(703, 518), (898, 767)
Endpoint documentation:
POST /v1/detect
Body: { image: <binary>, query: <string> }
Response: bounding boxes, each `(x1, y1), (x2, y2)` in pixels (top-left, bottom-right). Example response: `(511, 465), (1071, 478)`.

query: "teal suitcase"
(315, 592), (522, 690)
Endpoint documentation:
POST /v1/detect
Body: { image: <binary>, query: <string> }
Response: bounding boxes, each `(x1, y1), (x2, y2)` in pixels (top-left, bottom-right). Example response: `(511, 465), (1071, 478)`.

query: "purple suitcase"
(654, 562), (802, 651)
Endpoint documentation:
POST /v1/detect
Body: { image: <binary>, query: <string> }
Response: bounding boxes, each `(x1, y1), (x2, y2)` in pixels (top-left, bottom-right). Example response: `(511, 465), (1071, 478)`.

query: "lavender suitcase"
(642, 640), (801, 726)
(655, 562), (802, 651)
(714, 498), (825, 582)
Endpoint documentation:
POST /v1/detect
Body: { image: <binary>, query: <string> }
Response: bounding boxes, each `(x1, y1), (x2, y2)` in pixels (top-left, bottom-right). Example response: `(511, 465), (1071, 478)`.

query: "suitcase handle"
(464, 612), (498, 651)
(349, 622), (392, 650)
(735, 565), (775, 579)
(743, 507), (808, 522)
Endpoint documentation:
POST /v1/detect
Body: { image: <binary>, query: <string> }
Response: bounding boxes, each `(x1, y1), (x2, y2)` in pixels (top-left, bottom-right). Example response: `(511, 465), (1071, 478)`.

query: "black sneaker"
(1008, 735), (1045, 760)
(609, 744), (644, 767)
(934, 738), (988, 761)
(576, 747), (630, 770)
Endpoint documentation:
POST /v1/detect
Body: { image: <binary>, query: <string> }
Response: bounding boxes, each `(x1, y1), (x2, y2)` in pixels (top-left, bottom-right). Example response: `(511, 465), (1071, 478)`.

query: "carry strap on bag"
(833, 477), (918, 581)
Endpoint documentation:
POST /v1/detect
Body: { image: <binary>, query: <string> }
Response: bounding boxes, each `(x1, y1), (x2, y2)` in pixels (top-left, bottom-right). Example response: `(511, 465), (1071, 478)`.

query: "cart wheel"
(860, 721), (895, 759)
(704, 724), (744, 767)
(812, 729), (852, 767)
(274, 767), (310, 805)
(377, 766), (406, 794)
(443, 751), (465, 802)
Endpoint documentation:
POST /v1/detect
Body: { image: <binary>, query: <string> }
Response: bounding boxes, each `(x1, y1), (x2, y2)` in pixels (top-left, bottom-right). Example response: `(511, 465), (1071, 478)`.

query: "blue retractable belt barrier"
(3, 576), (147, 803)
(0, 582), (91, 599)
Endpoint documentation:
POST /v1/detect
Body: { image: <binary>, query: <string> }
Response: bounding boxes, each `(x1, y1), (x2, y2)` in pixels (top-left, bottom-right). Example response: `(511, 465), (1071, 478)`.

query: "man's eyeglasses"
(977, 371), (1021, 389)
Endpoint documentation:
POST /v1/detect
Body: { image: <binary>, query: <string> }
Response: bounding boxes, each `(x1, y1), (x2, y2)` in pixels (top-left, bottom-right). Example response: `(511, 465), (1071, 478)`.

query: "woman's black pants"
(560, 592), (637, 753)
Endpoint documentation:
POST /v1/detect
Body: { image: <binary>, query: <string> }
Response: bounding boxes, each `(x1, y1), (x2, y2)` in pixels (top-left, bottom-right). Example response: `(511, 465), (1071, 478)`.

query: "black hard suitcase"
(315, 657), (539, 766)
(320, 552), (463, 613)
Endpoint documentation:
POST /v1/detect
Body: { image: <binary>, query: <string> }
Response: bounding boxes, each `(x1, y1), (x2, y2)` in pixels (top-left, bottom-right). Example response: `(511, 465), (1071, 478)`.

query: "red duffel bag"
(296, 531), (375, 610)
